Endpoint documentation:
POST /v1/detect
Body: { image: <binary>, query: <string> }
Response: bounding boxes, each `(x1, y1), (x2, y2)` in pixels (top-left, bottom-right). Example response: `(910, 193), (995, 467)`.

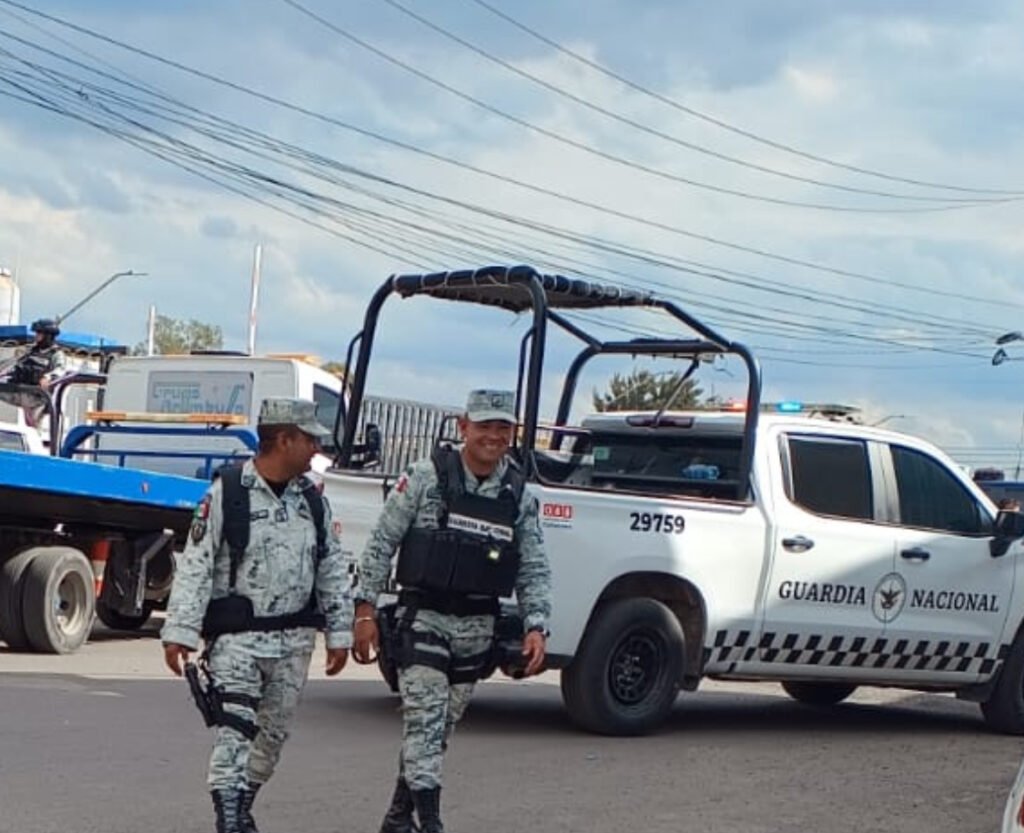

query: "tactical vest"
(201, 465), (327, 638)
(395, 446), (525, 599)
(10, 347), (56, 386)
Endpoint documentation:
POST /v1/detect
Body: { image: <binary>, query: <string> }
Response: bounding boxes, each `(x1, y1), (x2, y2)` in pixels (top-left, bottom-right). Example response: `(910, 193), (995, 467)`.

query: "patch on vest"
(190, 519), (207, 544)
(194, 495), (211, 520)
(446, 513), (514, 542)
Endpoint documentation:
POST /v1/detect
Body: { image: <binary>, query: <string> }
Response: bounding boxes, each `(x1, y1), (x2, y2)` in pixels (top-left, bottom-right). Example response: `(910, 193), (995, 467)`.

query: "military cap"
(31, 318), (60, 336)
(465, 389), (516, 424)
(258, 396), (331, 438)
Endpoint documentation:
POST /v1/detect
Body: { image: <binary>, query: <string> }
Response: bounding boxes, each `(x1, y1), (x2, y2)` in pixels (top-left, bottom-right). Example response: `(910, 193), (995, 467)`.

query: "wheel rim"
(53, 569), (89, 638)
(608, 627), (665, 706)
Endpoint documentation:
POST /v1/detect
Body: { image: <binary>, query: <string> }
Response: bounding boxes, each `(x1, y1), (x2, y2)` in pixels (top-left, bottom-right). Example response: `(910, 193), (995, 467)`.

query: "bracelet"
(354, 615), (376, 625)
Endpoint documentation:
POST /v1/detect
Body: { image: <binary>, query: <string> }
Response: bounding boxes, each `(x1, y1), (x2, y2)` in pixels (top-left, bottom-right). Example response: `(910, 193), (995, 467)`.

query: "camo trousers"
(398, 626), (494, 790)
(206, 641), (314, 790)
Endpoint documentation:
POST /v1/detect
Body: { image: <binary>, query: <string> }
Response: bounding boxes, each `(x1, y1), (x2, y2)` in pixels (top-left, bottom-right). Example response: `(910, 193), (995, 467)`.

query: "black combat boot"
(411, 787), (445, 833)
(211, 789), (246, 833)
(240, 783), (261, 833)
(379, 777), (418, 833)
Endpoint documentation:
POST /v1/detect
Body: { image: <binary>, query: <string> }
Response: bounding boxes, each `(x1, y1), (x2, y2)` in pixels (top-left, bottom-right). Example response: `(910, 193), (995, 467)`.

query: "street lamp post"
(55, 270), (147, 326)
(993, 332), (1024, 478)
(871, 414), (907, 427)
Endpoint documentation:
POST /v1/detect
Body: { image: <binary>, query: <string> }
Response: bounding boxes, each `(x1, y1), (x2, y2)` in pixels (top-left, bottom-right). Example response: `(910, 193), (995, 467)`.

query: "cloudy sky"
(1, 0), (1023, 472)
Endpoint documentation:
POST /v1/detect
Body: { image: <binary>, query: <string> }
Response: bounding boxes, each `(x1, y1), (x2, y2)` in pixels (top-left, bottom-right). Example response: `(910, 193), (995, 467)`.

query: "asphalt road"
(1, 623), (1021, 833)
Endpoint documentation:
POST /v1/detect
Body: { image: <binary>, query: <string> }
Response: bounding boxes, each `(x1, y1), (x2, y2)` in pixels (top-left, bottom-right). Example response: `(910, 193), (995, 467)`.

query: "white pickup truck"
(318, 265), (1024, 736)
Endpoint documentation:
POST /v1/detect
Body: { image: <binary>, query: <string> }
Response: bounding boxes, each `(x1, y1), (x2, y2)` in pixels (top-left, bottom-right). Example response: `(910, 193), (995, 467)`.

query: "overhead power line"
(3, 0), (1022, 310)
(464, 0), (1024, 197)
(378, 0), (1015, 207)
(279, 0), (995, 215)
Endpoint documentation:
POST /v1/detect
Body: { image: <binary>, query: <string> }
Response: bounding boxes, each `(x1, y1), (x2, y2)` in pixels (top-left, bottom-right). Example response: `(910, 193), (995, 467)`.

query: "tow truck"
(0, 409), (256, 652)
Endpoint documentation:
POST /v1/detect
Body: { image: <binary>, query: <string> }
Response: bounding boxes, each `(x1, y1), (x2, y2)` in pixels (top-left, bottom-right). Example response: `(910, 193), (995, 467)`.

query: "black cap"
(31, 318), (60, 337)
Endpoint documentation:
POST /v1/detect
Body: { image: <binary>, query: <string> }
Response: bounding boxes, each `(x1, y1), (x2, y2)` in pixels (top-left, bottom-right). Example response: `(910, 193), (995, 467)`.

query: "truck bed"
(0, 449), (206, 538)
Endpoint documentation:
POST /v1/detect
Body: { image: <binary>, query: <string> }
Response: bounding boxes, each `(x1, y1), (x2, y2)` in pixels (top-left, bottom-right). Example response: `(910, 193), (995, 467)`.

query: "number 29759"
(629, 512), (685, 534)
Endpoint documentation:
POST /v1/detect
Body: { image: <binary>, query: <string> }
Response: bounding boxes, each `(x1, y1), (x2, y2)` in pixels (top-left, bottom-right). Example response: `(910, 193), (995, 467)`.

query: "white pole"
(247, 243), (262, 355)
(147, 305), (157, 355)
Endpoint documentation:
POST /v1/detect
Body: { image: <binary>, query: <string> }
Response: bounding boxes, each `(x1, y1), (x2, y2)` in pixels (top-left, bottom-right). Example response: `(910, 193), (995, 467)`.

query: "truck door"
(875, 443), (1015, 683)
(756, 433), (891, 676)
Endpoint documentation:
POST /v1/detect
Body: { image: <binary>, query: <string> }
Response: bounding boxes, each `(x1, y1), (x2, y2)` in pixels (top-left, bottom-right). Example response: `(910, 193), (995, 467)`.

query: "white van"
(88, 353), (344, 476)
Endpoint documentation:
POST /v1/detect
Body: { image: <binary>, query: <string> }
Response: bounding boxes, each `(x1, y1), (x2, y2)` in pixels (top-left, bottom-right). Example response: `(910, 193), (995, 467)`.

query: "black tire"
(781, 681), (857, 706)
(0, 548), (41, 650)
(981, 628), (1024, 734)
(21, 547), (95, 654)
(95, 599), (155, 631)
(560, 597), (684, 736)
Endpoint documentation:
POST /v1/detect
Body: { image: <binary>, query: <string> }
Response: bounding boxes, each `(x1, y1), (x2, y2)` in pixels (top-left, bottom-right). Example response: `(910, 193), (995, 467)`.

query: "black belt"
(398, 589), (498, 617)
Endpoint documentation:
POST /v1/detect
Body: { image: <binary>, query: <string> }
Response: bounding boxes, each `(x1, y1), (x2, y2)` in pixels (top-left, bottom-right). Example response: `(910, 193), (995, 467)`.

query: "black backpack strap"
(298, 478), (327, 561)
(218, 465), (250, 590)
(500, 458), (526, 507)
(430, 445), (465, 527)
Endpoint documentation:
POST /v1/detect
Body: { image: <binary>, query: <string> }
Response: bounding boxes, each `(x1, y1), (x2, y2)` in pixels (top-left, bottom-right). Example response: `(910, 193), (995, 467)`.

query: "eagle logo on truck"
(871, 572), (907, 623)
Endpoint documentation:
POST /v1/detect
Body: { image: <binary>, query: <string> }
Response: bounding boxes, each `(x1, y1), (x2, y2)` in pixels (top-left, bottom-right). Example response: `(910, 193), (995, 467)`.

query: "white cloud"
(783, 66), (839, 102)
(1, 0), (1023, 472)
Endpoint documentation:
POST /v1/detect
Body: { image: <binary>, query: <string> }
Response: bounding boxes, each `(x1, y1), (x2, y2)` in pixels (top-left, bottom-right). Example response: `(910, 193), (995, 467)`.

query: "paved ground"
(1, 621), (1021, 833)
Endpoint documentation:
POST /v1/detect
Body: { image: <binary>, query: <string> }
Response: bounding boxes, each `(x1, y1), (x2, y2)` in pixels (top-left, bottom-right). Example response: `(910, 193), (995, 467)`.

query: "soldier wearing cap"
(1, 318), (66, 428)
(354, 389), (552, 833)
(162, 397), (354, 833)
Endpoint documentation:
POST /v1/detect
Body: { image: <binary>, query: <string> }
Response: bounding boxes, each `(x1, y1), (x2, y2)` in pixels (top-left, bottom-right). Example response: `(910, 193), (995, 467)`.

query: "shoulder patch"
(394, 473), (409, 494)
(194, 495), (211, 520)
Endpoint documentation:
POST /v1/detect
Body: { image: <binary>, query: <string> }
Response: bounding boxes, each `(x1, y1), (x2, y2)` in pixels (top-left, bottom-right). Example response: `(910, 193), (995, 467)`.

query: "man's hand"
(353, 617), (379, 665)
(325, 647), (349, 676)
(164, 643), (191, 676)
(522, 630), (547, 677)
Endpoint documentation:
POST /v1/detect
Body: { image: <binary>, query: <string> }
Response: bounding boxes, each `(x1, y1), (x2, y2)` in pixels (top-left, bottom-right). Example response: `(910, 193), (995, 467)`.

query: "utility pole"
(247, 244), (262, 356)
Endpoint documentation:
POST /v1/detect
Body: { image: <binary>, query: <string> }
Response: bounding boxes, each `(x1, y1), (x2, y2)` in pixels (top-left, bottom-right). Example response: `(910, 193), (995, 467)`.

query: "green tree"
(592, 368), (704, 412)
(132, 316), (223, 355)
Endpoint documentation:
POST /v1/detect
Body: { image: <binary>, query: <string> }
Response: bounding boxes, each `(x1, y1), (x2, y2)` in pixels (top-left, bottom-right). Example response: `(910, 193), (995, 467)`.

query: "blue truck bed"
(0, 449), (209, 539)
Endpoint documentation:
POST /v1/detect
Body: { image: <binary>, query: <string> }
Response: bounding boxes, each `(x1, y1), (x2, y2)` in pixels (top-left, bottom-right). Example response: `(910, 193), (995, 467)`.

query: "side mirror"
(349, 422), (381, 470)
(364, 423), (382, 459)
(990, 509), (1024, 557)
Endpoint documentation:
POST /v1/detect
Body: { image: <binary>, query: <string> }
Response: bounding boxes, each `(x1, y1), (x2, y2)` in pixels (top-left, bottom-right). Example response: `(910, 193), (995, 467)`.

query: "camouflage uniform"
(358, 454), (552, 791)
(162, 459), (354, 792)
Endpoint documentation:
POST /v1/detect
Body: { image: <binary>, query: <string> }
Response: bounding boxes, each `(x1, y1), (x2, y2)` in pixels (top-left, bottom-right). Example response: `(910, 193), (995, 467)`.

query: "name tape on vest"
(447, 513), (514, 542)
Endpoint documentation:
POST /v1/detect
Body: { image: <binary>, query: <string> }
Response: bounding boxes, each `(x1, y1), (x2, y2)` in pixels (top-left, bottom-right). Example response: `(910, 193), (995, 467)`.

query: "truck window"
(587, 431), (742, 497)
(313, 384), (340, 450)
(786, 436), (873, 521)
(591, 433), (739, 479)
(891, 445), (989, 535)
(0, 429), (28, 452)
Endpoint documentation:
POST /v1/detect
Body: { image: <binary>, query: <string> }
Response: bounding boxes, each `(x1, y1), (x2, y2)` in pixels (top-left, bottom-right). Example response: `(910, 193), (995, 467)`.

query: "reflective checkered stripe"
(705, 629), (1009, 676)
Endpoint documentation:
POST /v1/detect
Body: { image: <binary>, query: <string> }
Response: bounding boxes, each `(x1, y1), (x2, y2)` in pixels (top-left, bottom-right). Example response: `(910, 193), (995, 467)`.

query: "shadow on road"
(311, 676), (990, 739)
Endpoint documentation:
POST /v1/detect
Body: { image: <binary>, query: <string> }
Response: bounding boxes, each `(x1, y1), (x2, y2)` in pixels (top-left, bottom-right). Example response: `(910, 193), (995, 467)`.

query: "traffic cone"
(90, 539), (111, 599)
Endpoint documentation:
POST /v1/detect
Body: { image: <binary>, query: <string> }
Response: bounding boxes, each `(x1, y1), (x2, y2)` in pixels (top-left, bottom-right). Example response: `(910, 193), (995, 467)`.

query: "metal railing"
(359, 395), (459, 475)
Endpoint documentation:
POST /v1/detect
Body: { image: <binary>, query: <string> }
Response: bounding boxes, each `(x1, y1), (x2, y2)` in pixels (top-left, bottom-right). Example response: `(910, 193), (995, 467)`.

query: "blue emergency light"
(776, 401), (804, 413)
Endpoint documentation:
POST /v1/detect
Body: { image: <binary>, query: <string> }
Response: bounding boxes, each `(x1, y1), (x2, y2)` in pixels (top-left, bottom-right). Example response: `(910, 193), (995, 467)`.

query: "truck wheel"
(560, 597), (683, 736)
(95, 599), (156, 631)
(21, 547), (95, 654)
(981, 629), (1024, 734)
(0, 548), (41, 650)
(781, 681), (857, 706)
